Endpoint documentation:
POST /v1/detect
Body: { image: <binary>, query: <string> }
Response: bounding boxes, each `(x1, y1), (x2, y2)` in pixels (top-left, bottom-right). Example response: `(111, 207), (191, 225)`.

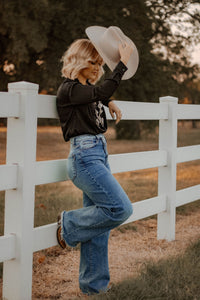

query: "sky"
(192, 44), (200, 65)
(170, 2), (200, 66)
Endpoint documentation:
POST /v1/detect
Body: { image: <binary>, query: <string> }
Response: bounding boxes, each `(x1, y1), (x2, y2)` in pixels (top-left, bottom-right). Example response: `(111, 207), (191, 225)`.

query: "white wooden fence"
(0, 81), (200, 300)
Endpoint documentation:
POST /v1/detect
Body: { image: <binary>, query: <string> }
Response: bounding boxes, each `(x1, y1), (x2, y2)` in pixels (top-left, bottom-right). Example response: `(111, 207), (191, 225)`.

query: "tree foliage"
(0, 0), (199, 136)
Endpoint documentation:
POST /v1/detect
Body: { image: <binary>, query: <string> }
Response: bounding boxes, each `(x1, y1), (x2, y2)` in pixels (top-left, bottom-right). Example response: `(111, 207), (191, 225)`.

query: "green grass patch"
(34, 182), (83, 227)
(177, 124), (200, 147)
(116, 223), (138, 233)
(177, 199), (200, 215)
(87, 239), (200, 300)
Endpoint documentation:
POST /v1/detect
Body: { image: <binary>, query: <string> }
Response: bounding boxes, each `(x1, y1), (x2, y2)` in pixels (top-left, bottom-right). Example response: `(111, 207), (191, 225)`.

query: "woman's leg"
(62, 136), (133, 294)
(62, 143), (133, 247)
(79, 193), (110, 294)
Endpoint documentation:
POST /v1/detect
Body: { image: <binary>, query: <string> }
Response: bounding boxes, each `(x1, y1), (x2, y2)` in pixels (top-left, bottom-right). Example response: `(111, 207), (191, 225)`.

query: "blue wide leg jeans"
(61, 134), (133, 294)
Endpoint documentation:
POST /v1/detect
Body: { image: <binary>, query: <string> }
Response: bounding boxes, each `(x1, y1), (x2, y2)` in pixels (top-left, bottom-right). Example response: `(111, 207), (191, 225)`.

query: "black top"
(56, 60), (128, 142)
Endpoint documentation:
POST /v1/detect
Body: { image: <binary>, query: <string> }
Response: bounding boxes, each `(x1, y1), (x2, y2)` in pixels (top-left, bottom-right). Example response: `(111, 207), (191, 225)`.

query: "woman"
(56, 38), (134, 295)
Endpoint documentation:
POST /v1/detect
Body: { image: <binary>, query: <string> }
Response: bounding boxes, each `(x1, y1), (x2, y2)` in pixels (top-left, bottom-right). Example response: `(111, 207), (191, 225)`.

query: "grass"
(34, 181), (83, 227)
(85, 239), (200, 300)
(116, 223), (138, 233)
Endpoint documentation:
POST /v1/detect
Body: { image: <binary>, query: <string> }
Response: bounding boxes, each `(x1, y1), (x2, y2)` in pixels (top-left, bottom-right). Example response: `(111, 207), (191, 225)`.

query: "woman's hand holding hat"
(119, 41), (134, 66)
(85, 26), (139, 80)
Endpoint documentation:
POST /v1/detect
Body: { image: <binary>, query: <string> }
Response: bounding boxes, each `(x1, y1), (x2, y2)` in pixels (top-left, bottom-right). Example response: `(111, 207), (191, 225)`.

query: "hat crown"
(85, 25), (139, 80)
(99, 26), (126, 63)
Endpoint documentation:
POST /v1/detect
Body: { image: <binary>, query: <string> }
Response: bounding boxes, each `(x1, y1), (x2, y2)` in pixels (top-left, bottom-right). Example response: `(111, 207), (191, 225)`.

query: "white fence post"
(3, 81), (38, 300)
(157, 96), (178, 241)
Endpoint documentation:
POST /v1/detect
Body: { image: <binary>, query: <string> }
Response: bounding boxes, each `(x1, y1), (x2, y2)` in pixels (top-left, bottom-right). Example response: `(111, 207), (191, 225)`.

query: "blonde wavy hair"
(61, 39), (104, 84)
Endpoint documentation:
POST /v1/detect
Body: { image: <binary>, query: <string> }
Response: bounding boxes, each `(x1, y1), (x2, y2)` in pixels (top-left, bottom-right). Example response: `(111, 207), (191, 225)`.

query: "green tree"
(0, 0), (199, 135)
(115, 0), (200, 138)
(0, 0), (53, 90)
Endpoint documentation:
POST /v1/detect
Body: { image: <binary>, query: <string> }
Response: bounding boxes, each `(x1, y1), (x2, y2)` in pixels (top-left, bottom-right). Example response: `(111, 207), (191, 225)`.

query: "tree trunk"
(116, 120), (141, 140)
(192, 120), (197, 129)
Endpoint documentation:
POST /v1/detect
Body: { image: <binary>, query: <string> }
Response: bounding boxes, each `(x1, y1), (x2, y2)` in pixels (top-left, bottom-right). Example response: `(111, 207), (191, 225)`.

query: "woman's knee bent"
(121, 200), (133, 222)
(108, 198), (133, 224)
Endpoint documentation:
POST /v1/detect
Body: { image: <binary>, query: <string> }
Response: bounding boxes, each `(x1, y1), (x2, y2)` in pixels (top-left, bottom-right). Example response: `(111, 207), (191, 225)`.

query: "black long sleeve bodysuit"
(56, 61), (128, 142)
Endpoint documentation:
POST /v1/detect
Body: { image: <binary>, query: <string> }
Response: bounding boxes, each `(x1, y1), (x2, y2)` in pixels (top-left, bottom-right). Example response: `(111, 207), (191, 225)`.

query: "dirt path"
(31, 209), (200, 300)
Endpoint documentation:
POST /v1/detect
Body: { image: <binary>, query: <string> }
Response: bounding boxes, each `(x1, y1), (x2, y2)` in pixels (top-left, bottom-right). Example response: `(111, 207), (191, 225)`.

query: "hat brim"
(85, 26), (139, 80)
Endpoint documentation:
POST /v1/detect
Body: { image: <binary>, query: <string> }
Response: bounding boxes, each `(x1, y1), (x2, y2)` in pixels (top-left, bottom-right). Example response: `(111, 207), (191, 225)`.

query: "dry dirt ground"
(1, 211), (200, 299)
(31, 211), (200, 300)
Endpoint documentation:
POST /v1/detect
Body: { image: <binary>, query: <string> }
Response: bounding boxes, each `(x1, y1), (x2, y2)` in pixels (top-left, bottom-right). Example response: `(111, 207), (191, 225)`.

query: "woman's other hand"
(119, 41), (134, 66)
(108, 101), (122, 124)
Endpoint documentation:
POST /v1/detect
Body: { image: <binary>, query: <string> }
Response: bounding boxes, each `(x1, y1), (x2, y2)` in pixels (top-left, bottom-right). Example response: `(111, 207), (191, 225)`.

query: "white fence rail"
(0, 81), (199, 300)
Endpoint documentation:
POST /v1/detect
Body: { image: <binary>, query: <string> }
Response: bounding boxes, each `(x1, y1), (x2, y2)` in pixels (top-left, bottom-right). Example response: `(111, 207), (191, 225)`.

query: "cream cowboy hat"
(85, 25), (139, 80)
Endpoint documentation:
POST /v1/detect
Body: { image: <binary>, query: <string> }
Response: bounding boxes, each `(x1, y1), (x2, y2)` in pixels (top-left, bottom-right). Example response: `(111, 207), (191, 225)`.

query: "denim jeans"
(61, 133), (133, 294)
